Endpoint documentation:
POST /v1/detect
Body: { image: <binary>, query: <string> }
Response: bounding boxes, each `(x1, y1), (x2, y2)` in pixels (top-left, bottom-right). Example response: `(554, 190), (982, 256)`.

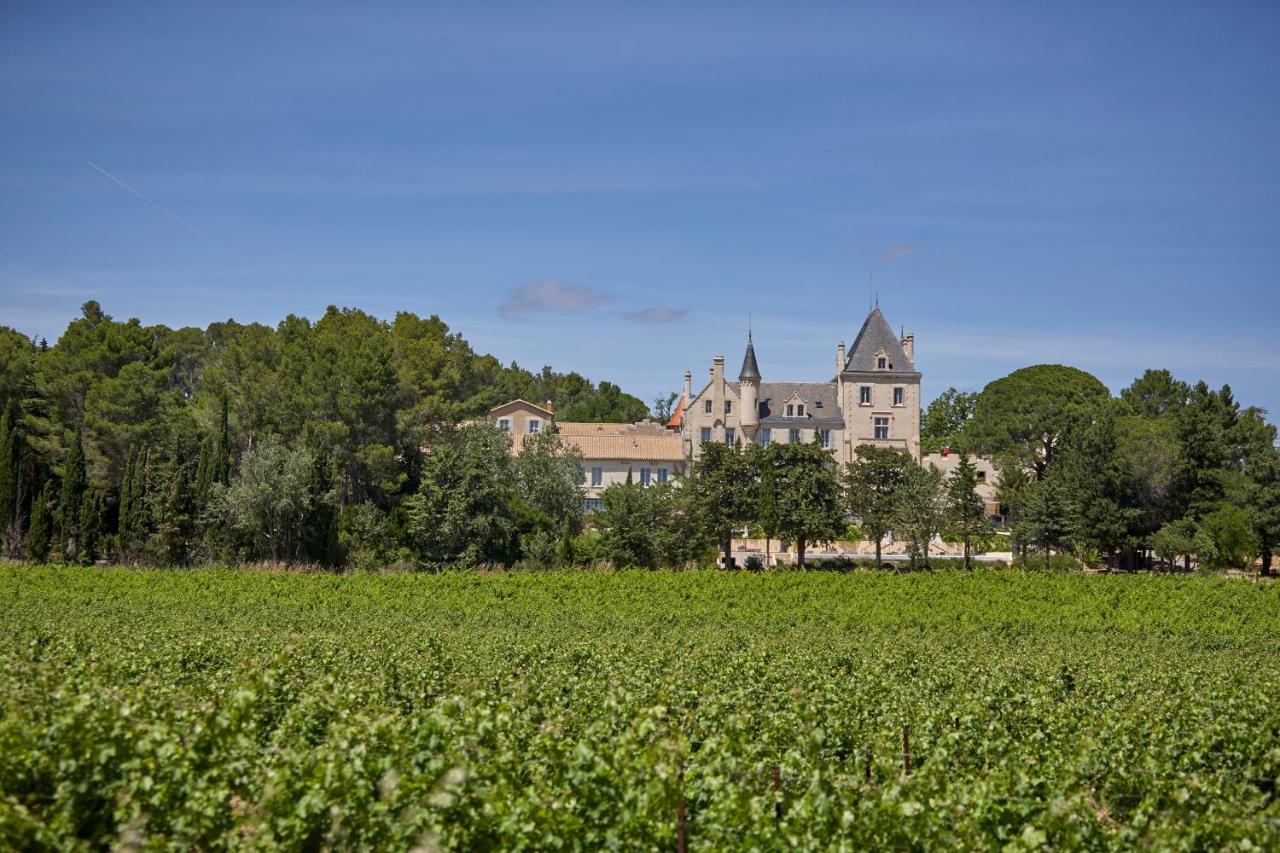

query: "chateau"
(671, 306), (922, 464)
(487, 305), (998, 516)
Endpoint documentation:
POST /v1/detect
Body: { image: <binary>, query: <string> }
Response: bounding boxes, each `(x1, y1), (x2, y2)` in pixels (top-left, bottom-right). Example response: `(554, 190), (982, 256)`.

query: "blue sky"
(3, 2), (1278, 415)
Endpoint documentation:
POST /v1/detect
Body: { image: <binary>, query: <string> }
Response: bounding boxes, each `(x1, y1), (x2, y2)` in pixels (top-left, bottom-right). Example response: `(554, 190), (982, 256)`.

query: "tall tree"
(945, 453), (990, 570)
(691, 442), (758, 569)
(513, 431), (585, 537)
(844, 445), (910, 569)
(596, 472), (658, 569)
(1120, 369), (1190, 418)
(759, 440), (844, 568)
(1016, 475), (1075, 570)
(302, 440), (340, 565)
(966, 365), (1110, 476)
(0, 400), (21, 555)
(57, 430), (87, 563)
(77, 488), (104, 566)
(893, 461), (946, 569)
(27, 481), (53, 562)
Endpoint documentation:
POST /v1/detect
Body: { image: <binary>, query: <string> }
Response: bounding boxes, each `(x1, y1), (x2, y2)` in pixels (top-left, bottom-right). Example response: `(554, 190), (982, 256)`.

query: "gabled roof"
(738, 332), (761, 382)
(844, 307), (916, 374)
(488, 399), (553, 419)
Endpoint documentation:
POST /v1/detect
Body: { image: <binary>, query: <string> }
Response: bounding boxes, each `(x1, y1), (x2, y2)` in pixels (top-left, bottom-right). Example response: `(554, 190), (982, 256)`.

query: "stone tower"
(837, 307), (922, 461)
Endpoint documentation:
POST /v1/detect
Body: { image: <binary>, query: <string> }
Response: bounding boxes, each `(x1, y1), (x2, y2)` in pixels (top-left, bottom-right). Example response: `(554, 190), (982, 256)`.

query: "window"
(874, 417), (889, 440)
(786, 403), (794, 416)
(877, 356), (887, 369)
(759, 428), (771, 446)
(976, 470), (986, 481)
(797, 404), (806, 417)
(815, 401), (823, 409)
(640, 467), (652, 487)
(859, 386), (871, 405)
(725, 428), (736, 444)
(657, 468), (668, 484)
(591, 466), (603, 487)
(819, 429), (831, 448)
(527, 419), (541, 434)
(700, 427), (712, 444)
(497, 418), (511, 432)
(724, 400), (732, 414)
(704, 399), (713, 414)
(583, 497), (604, 512)
(789, 428), (802, 444)
(893, 387), (904, 407)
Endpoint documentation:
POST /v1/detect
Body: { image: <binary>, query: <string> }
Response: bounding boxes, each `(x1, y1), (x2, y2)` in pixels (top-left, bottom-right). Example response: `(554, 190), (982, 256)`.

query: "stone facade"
(677, 307), (922, 465)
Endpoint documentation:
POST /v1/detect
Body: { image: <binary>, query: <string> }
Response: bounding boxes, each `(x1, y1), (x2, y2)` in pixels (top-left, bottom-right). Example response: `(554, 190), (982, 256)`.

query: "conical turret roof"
(844, 307), (916, 374)
(738, 331), (761, 382)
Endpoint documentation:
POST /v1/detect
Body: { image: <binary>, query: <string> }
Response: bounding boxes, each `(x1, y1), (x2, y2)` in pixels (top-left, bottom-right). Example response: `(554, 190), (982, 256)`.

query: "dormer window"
(877, 356), (887, 370)
(797, 404), (806, 417)
(785, 404), (794, 417)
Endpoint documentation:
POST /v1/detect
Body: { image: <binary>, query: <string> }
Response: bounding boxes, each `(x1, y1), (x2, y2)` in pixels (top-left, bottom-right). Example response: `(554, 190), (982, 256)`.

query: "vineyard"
(2, 567), (1279, 849)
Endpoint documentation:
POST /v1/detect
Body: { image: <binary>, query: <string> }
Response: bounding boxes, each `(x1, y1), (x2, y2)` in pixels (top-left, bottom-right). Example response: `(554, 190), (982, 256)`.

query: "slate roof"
(738, 333), (761, 382)
(726, 380), (845, 427)
(844, 307), (918, 375)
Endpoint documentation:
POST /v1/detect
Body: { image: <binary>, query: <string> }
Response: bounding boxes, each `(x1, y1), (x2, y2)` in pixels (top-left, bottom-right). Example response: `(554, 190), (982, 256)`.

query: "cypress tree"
(215, 395), (231, 486)
(27, 481), (53, 562)
(0, 400), (18, 554)
(303, 441), (338, 565)
(58, 430), (87, 563)
(78, 488), (103, 566)
(118, 447), (135, 555)
(195, 438), (213, 509)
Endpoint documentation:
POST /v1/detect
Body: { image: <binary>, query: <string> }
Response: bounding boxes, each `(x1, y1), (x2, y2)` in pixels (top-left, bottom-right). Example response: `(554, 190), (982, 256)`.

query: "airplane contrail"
(86, 161), (207, 240)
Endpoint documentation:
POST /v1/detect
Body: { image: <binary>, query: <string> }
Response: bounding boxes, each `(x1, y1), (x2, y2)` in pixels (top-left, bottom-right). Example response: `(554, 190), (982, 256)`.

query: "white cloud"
(623, 306), (688, 324)
(497, 281), (610, 318)
(878, 242), (925, 262)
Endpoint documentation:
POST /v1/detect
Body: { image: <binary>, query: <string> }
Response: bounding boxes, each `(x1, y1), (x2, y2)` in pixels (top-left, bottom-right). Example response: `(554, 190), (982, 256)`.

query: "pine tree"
(195, 438), (213, 509)
(945, 453), (991, 570)
(58, 430), (87, 563)
(27, 481), (53, 562)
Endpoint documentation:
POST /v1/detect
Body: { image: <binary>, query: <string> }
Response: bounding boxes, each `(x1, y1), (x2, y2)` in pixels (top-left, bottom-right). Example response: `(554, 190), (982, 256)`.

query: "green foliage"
(207, 435), (315, 562)
(1121, 369), (1190, 418)
(1200, 504), (1259, 571)
(1016, 475), (1076, 570)
(919, 387), (978, 454)
(757, 441), (844, 568)
(691, 442), (758, 567)
(26, 481), (53, 562)
(944, 453), (991, 569)
(57, 430), (86, 563)
(5, 567), (1280, 848)
(893, 461), (946, 568)
(843, 445), (910, 568)
(404, 424), (519, 567)
(512, 431), (585, 536)
(0, 400), (19, 552)
(966, 365), (1110, 476)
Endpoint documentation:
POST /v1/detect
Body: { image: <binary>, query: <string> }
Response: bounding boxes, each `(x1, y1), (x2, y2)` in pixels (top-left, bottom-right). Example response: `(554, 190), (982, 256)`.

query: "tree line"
(0, 301), (648, 568)
(920, 364), (1280, 574)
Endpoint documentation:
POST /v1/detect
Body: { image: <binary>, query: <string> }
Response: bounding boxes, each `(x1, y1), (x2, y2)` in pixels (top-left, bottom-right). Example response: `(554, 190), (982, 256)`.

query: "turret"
(738, 331), (760, 439)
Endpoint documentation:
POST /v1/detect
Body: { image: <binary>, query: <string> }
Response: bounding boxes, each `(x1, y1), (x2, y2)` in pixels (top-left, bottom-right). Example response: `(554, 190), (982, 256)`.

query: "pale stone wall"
(839, 372), (921, 463)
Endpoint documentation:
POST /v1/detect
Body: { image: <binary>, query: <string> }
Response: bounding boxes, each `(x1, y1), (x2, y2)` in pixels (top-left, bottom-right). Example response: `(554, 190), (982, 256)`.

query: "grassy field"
(2, 567), (1279, 849)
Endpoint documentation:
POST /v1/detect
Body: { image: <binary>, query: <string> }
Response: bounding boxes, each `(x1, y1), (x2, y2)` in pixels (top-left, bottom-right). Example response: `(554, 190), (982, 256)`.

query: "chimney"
(683, 370), (692, 401)
(901, 334), (914, 363)
(836, 340), (845, 375)
(546, 399), (554, 414)
(711, 355), (724, 386)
